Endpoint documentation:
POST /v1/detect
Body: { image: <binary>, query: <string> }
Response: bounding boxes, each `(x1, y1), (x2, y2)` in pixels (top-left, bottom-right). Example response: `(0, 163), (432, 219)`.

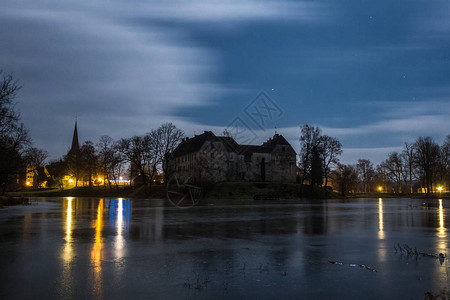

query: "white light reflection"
(378, 198), (385, 240)
(115, 198), (125, 259)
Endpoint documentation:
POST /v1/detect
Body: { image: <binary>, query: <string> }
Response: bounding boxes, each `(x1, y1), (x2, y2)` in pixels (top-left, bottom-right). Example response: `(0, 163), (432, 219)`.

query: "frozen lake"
(0, 197), (449, 299)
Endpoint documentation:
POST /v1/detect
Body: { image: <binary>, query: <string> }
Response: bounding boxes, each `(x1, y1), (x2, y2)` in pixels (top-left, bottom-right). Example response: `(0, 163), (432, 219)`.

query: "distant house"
(25, 166), (50, 188)
(167, 131), (296, 183)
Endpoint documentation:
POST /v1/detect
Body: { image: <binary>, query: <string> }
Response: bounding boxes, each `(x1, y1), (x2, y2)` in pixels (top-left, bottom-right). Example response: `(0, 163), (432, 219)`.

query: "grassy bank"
(202, 182), (341, 202)
(348, 192), (450, 199)
(7, 182), (342, 202)
(7, 184), (166, 199)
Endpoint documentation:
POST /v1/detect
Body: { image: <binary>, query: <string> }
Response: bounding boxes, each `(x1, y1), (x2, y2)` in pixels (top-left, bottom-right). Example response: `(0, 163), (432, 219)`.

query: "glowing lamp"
(26, 181), (30, 186)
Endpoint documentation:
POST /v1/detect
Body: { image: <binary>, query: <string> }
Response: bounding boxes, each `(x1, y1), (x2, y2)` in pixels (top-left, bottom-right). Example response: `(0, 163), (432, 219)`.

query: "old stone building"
(167, 131), (296, 183)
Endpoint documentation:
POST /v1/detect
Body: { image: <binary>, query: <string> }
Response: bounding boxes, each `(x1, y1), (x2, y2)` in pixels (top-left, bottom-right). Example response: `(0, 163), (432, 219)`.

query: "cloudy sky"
(1, 0), (449, 164)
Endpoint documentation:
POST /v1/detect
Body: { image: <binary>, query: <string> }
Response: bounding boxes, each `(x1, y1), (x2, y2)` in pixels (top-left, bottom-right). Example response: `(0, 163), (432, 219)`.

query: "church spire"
(70, 120), (80, 154)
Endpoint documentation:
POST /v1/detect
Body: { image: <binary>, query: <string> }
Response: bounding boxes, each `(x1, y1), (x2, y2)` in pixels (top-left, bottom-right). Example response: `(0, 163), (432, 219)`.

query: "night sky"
(1, 0), (449, 164)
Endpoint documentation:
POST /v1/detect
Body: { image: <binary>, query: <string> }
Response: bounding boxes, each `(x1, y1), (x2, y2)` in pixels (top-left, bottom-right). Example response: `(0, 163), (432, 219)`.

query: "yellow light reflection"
(90, 199), (104, 298)
(435, 199), (447, 257)
(60, 197), (74, 297)
(62, 197), (74, 263)
(378, 198), (385, 239)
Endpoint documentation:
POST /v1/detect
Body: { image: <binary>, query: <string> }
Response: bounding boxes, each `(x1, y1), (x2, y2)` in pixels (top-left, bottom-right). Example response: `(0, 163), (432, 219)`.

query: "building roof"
(217, 136), (240, 152)
(171, 131), (217, 157)
(171, 131), (294, 158)
(262, 133), (291, 148)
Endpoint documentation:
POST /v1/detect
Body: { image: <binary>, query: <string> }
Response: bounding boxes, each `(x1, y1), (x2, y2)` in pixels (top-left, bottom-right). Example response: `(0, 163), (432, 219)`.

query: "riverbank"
(347, 192), (450, 199)
(6, 182), (340, 202)
(5, 182), (448, 202)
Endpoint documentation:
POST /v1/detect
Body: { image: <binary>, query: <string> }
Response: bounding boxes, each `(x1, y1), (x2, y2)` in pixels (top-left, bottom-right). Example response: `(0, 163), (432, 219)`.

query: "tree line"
(45, 122), (183, 196)
(330, 137), (450, 196)
(298, 124), (450, 196)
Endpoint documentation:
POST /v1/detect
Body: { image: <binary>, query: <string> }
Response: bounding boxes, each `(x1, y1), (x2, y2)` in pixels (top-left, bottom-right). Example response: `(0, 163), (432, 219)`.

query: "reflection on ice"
(90, 199), (104, 299)
(112, 198), (131, 263)
(378, 198), (384, 240)
(437, 199), (446, 252)
(62, 197), (74, 263)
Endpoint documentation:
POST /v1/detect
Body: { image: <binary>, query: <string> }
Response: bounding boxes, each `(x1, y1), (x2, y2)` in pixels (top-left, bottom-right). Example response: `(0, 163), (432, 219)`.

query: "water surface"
(0, 197), (449, 299)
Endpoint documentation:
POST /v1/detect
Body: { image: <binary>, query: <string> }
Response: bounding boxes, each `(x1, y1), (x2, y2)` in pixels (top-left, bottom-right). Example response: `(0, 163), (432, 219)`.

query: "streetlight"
(437, 186), (443, 193)
(378, 186), (383, 193)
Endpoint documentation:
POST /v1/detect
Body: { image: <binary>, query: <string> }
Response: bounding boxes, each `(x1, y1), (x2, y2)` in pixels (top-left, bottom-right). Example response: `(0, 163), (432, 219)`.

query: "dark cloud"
(0, 0), (448, 165)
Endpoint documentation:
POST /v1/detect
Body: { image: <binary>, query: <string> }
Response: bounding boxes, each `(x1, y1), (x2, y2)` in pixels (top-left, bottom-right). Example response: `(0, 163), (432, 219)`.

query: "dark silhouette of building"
(168, 131), (296, 183)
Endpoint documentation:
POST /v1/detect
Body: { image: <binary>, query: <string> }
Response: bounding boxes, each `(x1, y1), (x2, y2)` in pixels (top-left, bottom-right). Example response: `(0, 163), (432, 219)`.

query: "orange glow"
(91, 199), (104, 297)
(26, 181), (31, 186)
(62, 197), (74, 263)
(60, 197), (74, 293)
(378, 186), (382, 192)
(68, 179), (74, 183)
(437, 199), (446, 253)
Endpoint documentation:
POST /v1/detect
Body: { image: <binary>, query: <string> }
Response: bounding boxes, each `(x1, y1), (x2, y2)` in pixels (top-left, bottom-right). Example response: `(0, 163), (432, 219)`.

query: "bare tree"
(0, 72), (30, 194)
(117, 136), (151, 195)
(24, 147), (48, 168)
(330, 164), (358, 196)
(97, 135), (115, 187)
(65, 151), (82, 187)
(310, 144), (323, 186)
(156, 122), (184, 182)
(374, 163), (389, 192)
(298, 124), (321, 185)
(402, 142), (415, 194)
(144, 130), (160, 194)
(442, 135), (450, 191)
(81, 141), (98, 187)
(319, 135), (342, 187)
(357, 159), (375, 193)
(384, 152), (404, 193)
(0, 71), (21, 136)
(0, 124), (30, 194)
(110, 143), (126, 189)
(46, 159), (67, 190)
(414, 136), (440, 195)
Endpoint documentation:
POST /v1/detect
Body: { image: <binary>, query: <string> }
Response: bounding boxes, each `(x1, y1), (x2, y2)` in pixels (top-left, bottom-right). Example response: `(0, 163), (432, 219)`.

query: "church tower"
(70, 120), (80, 154)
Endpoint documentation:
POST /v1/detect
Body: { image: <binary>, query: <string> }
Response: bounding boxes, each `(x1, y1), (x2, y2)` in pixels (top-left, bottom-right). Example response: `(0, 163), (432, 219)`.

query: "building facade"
(168, 131), (296, 183)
